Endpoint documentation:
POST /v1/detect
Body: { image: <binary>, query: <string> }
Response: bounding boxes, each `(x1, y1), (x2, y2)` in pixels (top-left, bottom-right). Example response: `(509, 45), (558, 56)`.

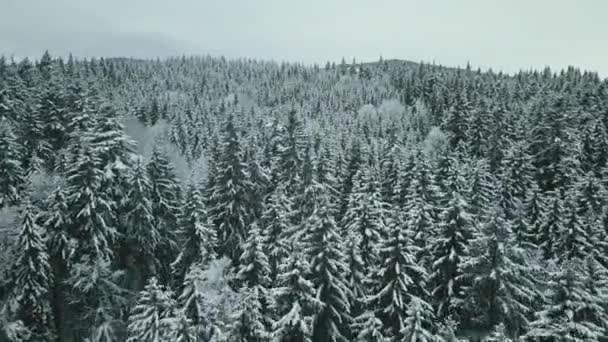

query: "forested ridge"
(1, 51), (608, 342)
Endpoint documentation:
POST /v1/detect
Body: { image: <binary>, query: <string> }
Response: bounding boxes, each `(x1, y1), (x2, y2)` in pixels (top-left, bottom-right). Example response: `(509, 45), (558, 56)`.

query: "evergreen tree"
(122, 156), (160, 286)
(0, 118), (25, 208)
(341, 168), (386, 268)
(64, 142), (116, 263)
(351, 311), (387, 342)
(12, 201), (53, 341)
(127, 277), (178, 342)
(400, 297), (436, 342)
(304, 191), (352, 342)
(537, 193), (564, 260)
(429, 179), (473, 319)
(261, 184), (294, 280)
(526, 261), (603, 342)
(462, 207), (538, 337)
(147, 142), (182, 284)
(172, 184), (216, 285)
(270, 251), (321, 342)
(369, 218), (428, 340)
(208, 114), (250, 264)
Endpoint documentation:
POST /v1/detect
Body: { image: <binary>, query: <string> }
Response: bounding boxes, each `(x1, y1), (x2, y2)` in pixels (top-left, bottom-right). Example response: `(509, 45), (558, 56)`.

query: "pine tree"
(261, 184), (294, 280)
(172, 184), (216, 284)
(405, 151), (441, 264)
(0, 118), (25, 208)
(429, 181), (473, 319)
(526, 260), (603, 342)
(228, 285), (269, 342)
(12, 201), (53, 340)
(341, 168), (386, 268)
(304, 191), (352, 342)
(127, 277), (178, 342)
(462, 207), (538, 337)
(64, 142), (116, 263)
(343, 233), (367, 320)
(275, 109), (307, 194)
(208, 114), (250, 264)
(245, 148), (271, 222)
(119, 155), (161, 293)
(400, 297), (436, 342)
(350, 311), (386, 342)
(237, 222), (271, 289)
(369, 218), (428, 340)
(147, 142), (182, 284)
(270, 251), (322, 342)
(555, 189), (598, 263)
(537, 193), (564, 260)
(484, 323), (512, 342)
(525, 184), (547, 248)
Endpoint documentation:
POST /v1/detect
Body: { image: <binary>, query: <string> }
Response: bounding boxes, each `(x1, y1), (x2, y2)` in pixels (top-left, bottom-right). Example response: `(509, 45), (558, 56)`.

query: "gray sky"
(1, 0), (607, 76)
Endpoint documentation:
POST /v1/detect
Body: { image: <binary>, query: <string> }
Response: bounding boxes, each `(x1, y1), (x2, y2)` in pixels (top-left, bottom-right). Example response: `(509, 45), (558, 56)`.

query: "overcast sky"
(1, 0), (607, 76)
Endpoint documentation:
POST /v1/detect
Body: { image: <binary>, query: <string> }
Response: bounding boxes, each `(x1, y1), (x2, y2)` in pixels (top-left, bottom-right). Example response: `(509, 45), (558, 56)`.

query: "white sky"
(1, 0), (607, 76)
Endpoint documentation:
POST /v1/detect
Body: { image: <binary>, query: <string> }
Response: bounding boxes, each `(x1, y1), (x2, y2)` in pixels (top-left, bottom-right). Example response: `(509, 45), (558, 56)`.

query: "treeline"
(0, 51), (608, 342)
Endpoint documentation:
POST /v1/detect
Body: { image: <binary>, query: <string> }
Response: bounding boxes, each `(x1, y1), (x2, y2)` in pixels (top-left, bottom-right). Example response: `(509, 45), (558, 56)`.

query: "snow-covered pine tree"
(127, 277), (178, 342)
(369, 216), (429, 340)
(537, 192), (564, 260)
(343, 233), (367, 339)
(64, 141), (116, 263)
(304, 190), (352, 342)
(524, 183), (547, 248)
(405, 150), (442, 265)
(172, 183), (216, 285)
(147, 141), (182, 284)
(429, 167), (474, 320)
(467, 159), (496, 223)
(275, 109), (306, 194)
(350, 311), (386, 342)
(12, 201), (53, 340)
(462, 206), (538, 337)
(497, 142), (534, 222)
(244, 147), (271, 222)
(122, 156), (160, 286)
(208, 113), (250, 264)
(228, 285), (269, 342)
(484, 323), (512, 342)
(555, 189), (597, 264)
(400, 296), (437, 342)
(341, 167), (386, 268)
(261, 183), (294, 281)
(0, 118), (25, 208)
(270, 251), (322, 342)
(525, 260), (604, 342)
(236, 221), (271, 289)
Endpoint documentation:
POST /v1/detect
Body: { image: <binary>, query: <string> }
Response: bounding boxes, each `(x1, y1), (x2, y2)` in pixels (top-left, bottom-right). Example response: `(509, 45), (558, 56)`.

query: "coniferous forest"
(1, 52), (608, 342)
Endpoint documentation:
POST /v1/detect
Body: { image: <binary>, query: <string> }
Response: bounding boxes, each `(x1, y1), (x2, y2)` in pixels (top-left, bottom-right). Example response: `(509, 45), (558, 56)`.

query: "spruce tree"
(64, 142), (116, 263)
(12, 201), (53, 340)
(0, 118), (25, 208)
(270, 251), (321, 342)
(369, 218), (428, 340)
(172, 184), (216, 285)
(400, 297), (436, 342)
(526, 260), (603, 342)
(127, 277), (178, 342)
(147, 142), (182, 283)
(261, 183), (294, 280)
(122, 156), (160, 285)
(341, 168), (386, 268)
(429, 177), (473, 319)
(462, 207), (538, 337)
(208, 114), (250, 264)
(304, 191), (352, 342)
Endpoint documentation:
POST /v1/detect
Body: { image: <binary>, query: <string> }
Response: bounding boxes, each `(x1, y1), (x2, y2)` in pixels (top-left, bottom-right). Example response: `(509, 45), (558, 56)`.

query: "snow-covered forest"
(1, 51), (608, 342)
